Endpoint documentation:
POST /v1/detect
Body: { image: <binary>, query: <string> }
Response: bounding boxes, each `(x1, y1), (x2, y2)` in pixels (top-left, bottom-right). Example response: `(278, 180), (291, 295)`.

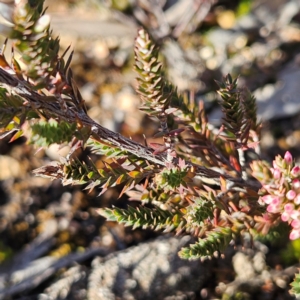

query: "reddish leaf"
(220, 176), (227, 193)
(116, 174), (126, 185)
(229, 155), (241, 172)
(9, 130), (23, 142)
(128, 171), (141, 178)
(149, 142), (167, 154)
(119, 180), (135, 198)
(149, 142), (164, 149)
(168, 128), (185, 136)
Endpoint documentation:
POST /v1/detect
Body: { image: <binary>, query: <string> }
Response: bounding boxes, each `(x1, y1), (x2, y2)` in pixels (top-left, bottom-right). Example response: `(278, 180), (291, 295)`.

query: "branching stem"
(0, 68), (261, 193)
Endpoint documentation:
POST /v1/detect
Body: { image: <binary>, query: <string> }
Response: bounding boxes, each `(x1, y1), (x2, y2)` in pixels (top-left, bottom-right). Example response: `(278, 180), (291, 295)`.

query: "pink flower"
(284, 203), (294, 213)
(286, 190), (296, 200)
(266, 196), (282, 213)
(293, 179), (300, 189)
(294, 194), (300, 205)
(290, 229), (300, 240)
(290, 210), (300, 219)
(291, 166), (300, 177)
(271, 197), (281, 205)
(284, 151), (293, 164)
(271, 168), (281, 179)
(261, 195), (274, 204)
(267, 203), (280, 213)
(281, 211), (290, 222)
(291, 219), (300, 229)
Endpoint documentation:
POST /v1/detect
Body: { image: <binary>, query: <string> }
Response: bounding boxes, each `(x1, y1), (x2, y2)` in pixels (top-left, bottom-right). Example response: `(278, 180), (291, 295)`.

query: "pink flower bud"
(293, 179), (300, 189)
(292, 166), (300, 177)
(291, 210), (300, 219)
(284, 203), (295, 213)
(286, 190), (296, 200)
(281, 211), (290, 222)
(290, 229), (300, 240)
(292, 219), (300, 229)
(261, 195), (274, 204)
(295, 194), (300, 205)
(273, 160), (279, 169)
(284, 151), (293, 164)
(271, 197), (281, 205)
(271, 168), (281, 179)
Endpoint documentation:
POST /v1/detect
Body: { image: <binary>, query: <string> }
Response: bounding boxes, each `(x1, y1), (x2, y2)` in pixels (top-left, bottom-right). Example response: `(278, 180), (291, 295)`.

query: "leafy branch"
(1, 1), (300, 278)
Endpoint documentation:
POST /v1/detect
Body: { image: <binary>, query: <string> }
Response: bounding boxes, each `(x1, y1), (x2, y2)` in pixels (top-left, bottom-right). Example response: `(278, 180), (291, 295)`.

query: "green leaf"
(179, 228), (233, 260)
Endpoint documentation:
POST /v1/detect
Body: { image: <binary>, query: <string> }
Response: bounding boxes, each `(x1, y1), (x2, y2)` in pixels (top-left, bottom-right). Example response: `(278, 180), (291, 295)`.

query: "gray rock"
(87, 235), (212, 300)
(255, 59), (300, 120)
(235, 13), (262, 31)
